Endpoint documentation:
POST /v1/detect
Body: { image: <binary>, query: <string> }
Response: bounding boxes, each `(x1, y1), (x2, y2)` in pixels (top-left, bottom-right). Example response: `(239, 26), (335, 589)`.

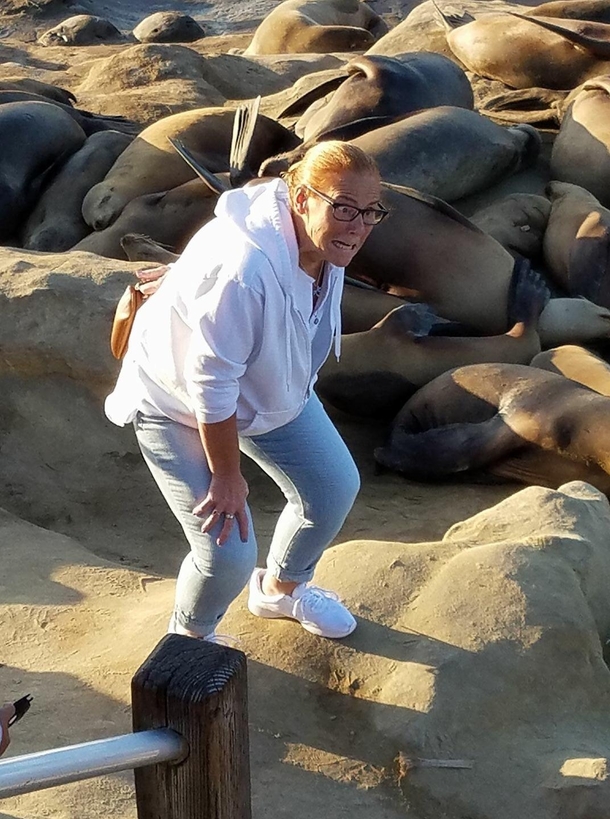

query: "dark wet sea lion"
(297, 53), (474, 143)
(444, 12), (610, 89)
(0, 78), (76, 105)
(550, 76), (610, 206)
(375, 362), (610, 495)
(0, 101), (86, 242)
(0, 90), (138, 136)
(543, 181), (610, 307)
(22, 130), (133, 252)
(83, 108), (298, 231)
(245, 0), (388, 55)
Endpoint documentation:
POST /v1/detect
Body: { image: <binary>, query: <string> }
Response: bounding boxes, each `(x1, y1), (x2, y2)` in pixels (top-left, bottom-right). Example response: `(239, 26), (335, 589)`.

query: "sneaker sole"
(248, 601), (357, 639)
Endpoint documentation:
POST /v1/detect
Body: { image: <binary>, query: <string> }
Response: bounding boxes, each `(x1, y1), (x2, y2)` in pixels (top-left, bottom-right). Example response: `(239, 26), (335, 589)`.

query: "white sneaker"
(247, 568), (357, 639)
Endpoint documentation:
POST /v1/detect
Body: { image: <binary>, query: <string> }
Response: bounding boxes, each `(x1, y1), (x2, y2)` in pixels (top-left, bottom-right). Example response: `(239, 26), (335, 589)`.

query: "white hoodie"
(104, 178), (343, 436)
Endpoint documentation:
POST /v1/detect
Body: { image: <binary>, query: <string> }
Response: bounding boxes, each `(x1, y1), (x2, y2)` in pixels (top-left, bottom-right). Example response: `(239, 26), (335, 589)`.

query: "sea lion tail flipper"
(168, 137), (229, 196)
(480, 88), (567, 126)
(276, 73), (348, 120)
(507, 258), (551, 326)
(230, 96), (261, 188)
(431, 0), (474, 31)
(507, 12), (610, 58)
(374, 417), (521, 478)
(379, 180), (487, 236)
(568, 212), (610, 304)
(377, 302), (440, 337)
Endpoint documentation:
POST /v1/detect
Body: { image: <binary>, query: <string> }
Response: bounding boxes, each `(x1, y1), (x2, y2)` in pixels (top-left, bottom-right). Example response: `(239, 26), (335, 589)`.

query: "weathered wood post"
(131, 633), (251, 819)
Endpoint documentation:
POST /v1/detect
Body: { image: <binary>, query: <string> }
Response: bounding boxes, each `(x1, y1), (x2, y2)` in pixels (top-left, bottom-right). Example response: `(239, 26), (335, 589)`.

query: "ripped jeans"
(134, 394), (360, 637)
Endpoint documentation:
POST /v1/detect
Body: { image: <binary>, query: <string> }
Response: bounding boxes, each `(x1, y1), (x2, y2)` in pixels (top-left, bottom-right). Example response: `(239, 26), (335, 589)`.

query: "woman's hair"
(282, 141), (380, 206)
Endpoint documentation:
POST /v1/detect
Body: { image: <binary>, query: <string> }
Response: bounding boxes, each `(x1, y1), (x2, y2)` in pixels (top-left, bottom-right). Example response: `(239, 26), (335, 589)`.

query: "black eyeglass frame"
(304, 184), (389, 226)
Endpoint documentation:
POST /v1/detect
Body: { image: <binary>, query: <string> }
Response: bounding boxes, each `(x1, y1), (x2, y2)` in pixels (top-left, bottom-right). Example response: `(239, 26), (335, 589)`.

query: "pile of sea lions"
(4, 0), (610, 497)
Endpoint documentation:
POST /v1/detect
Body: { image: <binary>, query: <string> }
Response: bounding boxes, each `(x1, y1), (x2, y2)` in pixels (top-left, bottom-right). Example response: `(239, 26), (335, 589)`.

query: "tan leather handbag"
(110, 283), (146, 360)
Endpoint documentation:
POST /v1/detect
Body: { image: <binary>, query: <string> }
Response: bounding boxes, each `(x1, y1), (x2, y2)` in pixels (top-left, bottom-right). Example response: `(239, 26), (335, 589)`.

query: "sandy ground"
(0, 2), (529, 818)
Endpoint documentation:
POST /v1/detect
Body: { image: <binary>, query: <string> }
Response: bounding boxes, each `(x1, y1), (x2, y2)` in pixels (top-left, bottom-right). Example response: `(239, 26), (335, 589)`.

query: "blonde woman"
(105, 141), (388, 640)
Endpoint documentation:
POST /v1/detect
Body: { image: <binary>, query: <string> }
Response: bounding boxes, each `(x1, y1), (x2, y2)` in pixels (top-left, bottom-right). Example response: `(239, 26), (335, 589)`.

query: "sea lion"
(374, 362), (610, 495)
(550, 76), (610, 206)
(265, 107), (540, 204)
(0, 90), (138, 136)
(542, 181), (610, 306)
(469, 193), (551, 259)
(528, 0), (610, 22)
(133, 12), (205, 43)
(296, 53), (474, 143)
(443, 12), (610, 90)
(0, 78), (76, 105)
(0, 101), (86, 243)
(318, 265), (547, 418)
(74, 179), (218, 259)
(38, 15), (125, 46)
(245, 0), (388, 56)
(531, 344), (610, 395)
(22, 130), (133, 252)
(82, 108), (298, 230)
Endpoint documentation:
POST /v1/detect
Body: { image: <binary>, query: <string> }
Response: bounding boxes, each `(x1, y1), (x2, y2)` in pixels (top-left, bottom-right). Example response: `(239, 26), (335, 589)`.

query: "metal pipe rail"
(0, 729), (187, 799)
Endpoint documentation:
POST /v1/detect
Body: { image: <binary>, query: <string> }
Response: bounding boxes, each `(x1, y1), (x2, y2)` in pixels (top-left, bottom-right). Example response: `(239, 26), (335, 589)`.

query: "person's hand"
(135, 265), (170, 297)
(0, 703), (15, 756)
(193, 473), (249, 546)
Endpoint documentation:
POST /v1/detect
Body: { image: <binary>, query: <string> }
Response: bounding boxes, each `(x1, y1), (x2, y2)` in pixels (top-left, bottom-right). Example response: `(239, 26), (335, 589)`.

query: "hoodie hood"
(214, 178), (342, 364)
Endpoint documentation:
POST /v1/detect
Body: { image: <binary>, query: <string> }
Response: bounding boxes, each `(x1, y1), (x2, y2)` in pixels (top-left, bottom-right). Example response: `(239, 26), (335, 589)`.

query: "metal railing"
(0, 635), (252, 819)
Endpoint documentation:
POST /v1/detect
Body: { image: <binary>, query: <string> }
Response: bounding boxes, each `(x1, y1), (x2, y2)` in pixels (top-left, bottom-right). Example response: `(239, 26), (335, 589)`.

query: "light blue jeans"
(134, 394), (360, 636)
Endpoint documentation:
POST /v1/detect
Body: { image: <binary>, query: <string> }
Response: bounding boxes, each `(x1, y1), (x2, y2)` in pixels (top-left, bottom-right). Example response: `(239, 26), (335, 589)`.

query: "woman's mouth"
(332, 240), (356, 250)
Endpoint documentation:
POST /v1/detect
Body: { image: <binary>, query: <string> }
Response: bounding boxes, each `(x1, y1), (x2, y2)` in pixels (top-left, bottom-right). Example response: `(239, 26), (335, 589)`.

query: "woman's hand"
(193, 472), (249, 546)
(135, 265), (170, 297)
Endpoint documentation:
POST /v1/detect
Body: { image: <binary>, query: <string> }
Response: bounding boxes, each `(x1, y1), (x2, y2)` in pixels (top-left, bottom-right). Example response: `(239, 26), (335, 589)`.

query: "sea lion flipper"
(507, 257), (551, 325)
(431, 0), (474, 31)
(480, 87), (566, 126)
(380, 180), (487, 236)
(568, 212), (610, 304)
(508, 11), (610, 58)
(230, 96), (261, 187)
(168, 137), (229, 195)
(275, 73), (348, 120)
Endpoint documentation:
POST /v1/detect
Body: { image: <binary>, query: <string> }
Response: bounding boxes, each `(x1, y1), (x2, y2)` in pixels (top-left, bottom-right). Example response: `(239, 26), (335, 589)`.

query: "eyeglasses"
(305, 185), (389, 226)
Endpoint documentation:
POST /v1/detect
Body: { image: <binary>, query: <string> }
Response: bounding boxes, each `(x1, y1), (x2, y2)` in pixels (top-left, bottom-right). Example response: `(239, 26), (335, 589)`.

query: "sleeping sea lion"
(0, 101), (86, 242)
(469, 193), (551, 259)
(22, 130), (133, 252)
(531, 344), (610, 394)
(38, 15), (125, 46)
(245, 0), (388, 56)
(443, 11), (610, 90)
(132, 12), (205, 43)
(82, 108), (298, 230)
(542, 181), (610, 306)
(550, 76), (610, 206)
(375, 362), (610, 496)
(318, 264), (547, 418)
(296, 53), (474, 143)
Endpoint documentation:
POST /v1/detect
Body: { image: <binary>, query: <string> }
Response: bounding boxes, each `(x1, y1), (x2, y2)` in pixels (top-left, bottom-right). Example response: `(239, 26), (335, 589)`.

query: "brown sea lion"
(82, 108), (298, 230)
(542, 181), (610, 306)
(74, 179), (218, 259)
(38, 15), (125, 46)
(22, 131), (133, 252)
(443, 12), (610, 90)
(318, 266), (547, 418)
(265, 107), (540, 204)
(132, 12), (205, 43)
(245, 0), (388, 56)
(374, 362), (610, 495)
(469, 193), (551, 259)
(296, 53), (474, 143)
(531, 344), (610, 394)
(0, 101), (86, 243)
(528, 0), (610, 22)
(550, 76), (610, 206)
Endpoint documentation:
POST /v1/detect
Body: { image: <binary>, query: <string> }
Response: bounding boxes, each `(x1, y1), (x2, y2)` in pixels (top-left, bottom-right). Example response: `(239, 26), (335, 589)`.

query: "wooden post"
(131, 634), (251, 819)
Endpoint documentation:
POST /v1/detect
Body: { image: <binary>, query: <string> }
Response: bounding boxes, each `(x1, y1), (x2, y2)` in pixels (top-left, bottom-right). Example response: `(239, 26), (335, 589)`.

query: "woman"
(105, 140), (388, 640)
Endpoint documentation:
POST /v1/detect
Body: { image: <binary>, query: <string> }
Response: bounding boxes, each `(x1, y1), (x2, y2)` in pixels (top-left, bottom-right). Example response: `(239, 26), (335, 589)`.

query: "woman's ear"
(294, 186), (308, 214)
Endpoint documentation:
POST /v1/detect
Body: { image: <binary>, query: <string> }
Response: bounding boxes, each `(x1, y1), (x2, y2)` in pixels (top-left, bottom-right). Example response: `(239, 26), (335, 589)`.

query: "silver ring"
(225, 513), (235, 519)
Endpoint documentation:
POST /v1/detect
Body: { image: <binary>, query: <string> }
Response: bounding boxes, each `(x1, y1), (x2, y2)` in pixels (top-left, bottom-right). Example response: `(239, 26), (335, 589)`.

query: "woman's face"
(294, 170), (383, 269)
